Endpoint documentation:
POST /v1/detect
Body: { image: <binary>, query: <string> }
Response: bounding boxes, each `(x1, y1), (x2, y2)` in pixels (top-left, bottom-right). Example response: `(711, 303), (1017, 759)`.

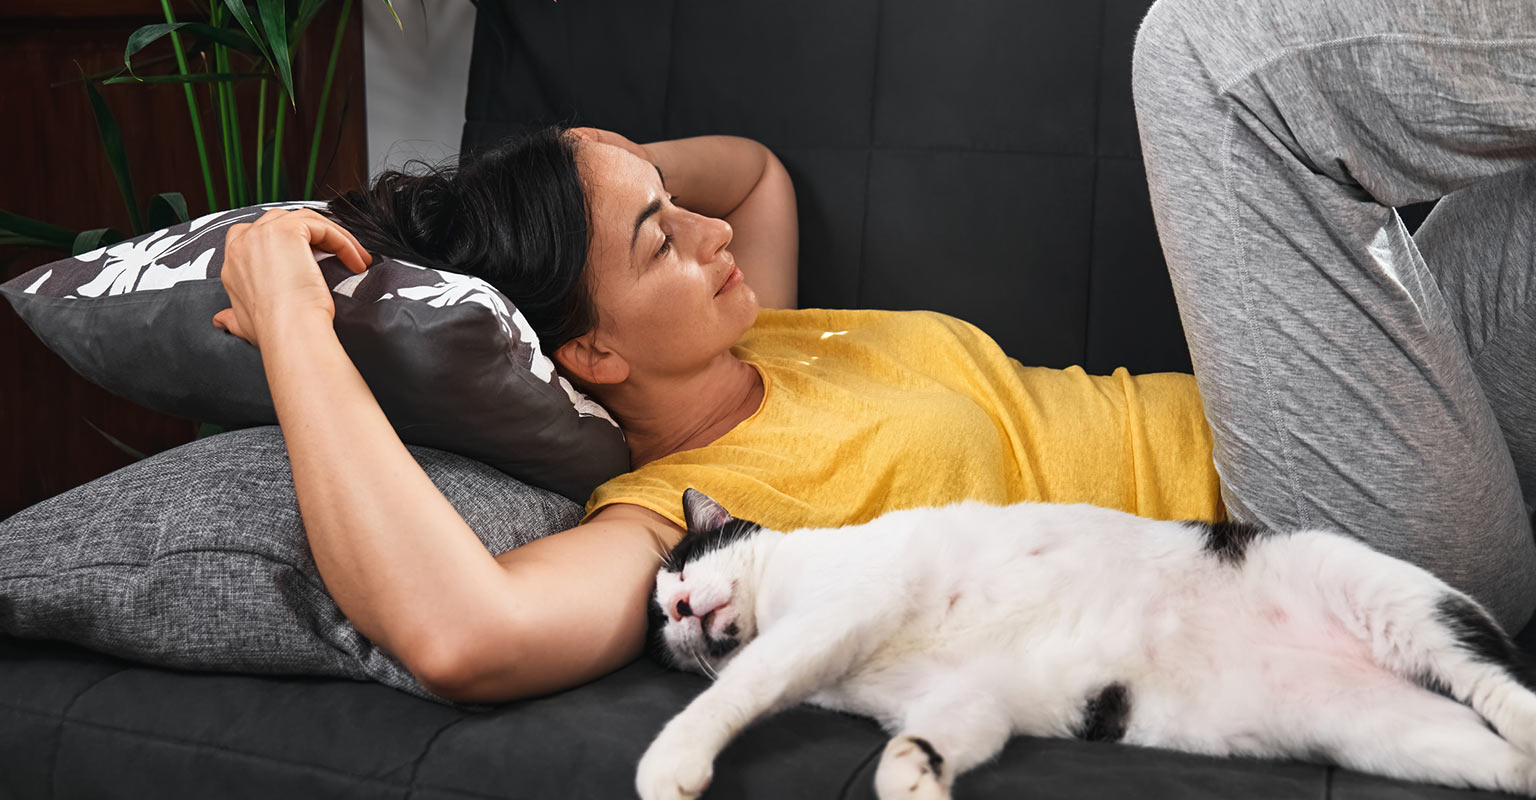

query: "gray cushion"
(0, 201), (629, 502)
(0, 426), (582, 705)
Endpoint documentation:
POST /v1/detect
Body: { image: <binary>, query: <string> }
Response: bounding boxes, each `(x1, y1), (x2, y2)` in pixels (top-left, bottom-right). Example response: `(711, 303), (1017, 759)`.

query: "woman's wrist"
(258, 304), (337, 353)
(641, 135), (769, 219)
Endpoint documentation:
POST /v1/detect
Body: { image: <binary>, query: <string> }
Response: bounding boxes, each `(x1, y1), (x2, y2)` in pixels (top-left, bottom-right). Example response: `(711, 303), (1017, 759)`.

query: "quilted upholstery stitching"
(1080, 0), (1110, 366)
(836, 740), (886, 800)
(11, 701), (551, 800)
(45, 668), (131, 800)
(0, 702), (472, 796)
(852, 0), (884, 308)
(404, 715), (479, 800)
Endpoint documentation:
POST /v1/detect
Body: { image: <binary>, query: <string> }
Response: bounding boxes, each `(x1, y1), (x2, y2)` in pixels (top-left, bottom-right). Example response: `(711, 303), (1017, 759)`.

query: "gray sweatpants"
(1131, 0), (1536, 630)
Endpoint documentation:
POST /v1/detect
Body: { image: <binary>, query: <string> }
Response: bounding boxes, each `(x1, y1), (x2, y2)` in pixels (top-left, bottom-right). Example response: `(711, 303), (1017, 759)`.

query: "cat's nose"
(674, 595), (692, 621)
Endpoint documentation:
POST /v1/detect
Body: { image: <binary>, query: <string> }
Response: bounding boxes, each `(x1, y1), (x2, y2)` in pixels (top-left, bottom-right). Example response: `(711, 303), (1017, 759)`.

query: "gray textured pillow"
(0, 200), (628, 502)
(0, 426), (581, 705)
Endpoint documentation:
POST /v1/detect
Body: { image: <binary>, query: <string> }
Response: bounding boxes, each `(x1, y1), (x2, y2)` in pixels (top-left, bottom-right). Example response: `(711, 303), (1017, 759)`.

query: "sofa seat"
(5, 629), (1529, 799)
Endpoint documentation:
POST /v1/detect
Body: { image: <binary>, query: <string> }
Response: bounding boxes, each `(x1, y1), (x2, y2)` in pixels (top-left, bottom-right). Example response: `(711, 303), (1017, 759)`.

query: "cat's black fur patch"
(643, 593), (675, 667)
(1411, 670), (1455, 700)
(704, 634), (741, 659)
(1073, 683), (1131, 743)
(1183, 519), (1271, 566)
(664, 517), (765, 573)
(908, 736), (944, 778)
(1436, 594), (1536, 693)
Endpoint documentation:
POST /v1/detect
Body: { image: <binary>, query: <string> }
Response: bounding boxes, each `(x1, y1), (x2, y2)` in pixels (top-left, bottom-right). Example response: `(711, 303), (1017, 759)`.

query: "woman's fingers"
(211, 307), (254, 346)
(570, 126), (652, 163)
(212, 207), (374, 345)
(245, 207), (373, 272)
(290, 209), (372, 273)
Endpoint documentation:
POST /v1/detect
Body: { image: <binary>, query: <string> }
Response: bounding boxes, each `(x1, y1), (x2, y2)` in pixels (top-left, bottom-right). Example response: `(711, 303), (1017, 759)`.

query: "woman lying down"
(211, 0), (1536, 794)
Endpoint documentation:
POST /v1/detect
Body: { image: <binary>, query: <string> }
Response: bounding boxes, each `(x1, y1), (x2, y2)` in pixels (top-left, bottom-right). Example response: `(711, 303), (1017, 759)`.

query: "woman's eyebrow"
(631, 197), (663, 253)
(629, 165), (669, 254)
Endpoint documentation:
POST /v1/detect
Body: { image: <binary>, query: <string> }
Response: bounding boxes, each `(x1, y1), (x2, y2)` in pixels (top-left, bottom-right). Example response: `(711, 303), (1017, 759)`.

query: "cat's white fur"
(635, 493), (1536, 800)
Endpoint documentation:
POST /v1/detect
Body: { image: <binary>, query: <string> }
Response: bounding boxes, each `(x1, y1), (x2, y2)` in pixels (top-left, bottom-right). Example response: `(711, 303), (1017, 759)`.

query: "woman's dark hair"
(325, 125), (596, 353)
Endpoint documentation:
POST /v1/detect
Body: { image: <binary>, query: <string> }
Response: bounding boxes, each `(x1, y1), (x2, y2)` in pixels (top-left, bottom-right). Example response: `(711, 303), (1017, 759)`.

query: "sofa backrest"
(461, 0), (1186, 375)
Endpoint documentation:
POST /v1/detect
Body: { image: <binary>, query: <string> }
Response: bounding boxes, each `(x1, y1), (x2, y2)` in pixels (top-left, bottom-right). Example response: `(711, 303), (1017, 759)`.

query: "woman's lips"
(716, 266), (743, 296)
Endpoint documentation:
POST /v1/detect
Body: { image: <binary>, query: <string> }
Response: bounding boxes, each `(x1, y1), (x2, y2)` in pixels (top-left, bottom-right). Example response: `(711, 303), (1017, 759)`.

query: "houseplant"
(1, 0), (400, 457)
(0, 0), (400, 269)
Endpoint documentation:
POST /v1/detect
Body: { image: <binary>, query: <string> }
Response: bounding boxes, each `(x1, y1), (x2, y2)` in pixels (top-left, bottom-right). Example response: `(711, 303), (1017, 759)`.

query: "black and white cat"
(634, 489), (1536, 800)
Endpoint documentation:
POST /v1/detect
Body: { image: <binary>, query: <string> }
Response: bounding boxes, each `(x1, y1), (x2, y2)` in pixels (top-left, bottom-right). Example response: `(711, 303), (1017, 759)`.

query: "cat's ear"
(683, 488), (733, 532)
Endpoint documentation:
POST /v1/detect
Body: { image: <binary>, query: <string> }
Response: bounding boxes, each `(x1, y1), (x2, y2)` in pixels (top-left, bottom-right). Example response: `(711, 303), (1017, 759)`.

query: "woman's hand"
(570, 126), (655, 165)
(211, 207), (372, 349)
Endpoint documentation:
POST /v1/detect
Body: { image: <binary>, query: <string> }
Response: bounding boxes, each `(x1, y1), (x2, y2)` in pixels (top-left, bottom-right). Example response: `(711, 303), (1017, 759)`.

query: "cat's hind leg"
(870, 670), (1014, 800)
(1252, 530), (1536, 752)
(1303, 672), (1536, 796)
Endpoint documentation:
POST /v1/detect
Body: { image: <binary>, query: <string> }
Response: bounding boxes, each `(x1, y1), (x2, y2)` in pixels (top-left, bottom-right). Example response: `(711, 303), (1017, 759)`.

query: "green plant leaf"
(72, 228), (126, 256)
(84, 418), (148, 461)
(257, 0), (295, 107)
(254, 78), (268, 203)
(104, 71), (266, 85)
(78, 68), (143, 235)
(160, 0), (219, 212)
(145, 192), (190, 230)
(267, 138), (292, 200)
(125, 22), (260, 79)
(220, 1), (275, 67)
(383, 0), (402, 31)
(270, 88), (288, 199)
(304, 0), (352, 199)
(0, 209), (77, 248)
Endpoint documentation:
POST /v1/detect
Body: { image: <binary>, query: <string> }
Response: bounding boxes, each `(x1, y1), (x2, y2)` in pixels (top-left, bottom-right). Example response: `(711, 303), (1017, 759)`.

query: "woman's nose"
(693, 214), (732, 261)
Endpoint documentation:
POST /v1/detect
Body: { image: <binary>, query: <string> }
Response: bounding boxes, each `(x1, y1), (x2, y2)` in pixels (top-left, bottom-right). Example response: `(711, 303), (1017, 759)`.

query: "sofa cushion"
(0, 426), (581, 705)
(0, 201), (629, 502)
(8, 631), (1523, 800)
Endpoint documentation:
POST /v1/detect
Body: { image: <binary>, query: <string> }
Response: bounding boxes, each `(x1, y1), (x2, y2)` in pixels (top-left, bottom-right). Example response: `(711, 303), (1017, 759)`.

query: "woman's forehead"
(578, 142), (663, 264)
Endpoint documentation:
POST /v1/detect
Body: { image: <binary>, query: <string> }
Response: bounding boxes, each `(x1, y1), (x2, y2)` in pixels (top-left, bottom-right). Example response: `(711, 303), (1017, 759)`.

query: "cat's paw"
(635, 739), (714, 800)
(874, 735), (951, 800)
(1496, 693), (1536, 757)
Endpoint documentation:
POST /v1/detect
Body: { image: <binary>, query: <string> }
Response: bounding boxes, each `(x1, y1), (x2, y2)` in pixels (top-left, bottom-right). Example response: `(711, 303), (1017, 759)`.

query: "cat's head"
(646, 489), (768, 676)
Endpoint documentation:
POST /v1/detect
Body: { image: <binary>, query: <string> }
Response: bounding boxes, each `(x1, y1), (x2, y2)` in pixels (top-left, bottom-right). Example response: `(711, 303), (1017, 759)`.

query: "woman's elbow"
(399, 618), (537, 703)
(401, 634), (491, 701)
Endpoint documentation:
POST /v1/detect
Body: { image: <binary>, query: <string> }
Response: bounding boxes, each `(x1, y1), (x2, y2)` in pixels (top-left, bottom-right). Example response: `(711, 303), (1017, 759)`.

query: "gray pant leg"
(1416, 166), (1536, 513)
(1132, 0), (1536, 629)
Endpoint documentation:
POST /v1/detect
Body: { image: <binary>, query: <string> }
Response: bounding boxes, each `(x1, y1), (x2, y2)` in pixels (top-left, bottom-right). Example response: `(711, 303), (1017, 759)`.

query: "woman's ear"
(555, 332), (630, 386)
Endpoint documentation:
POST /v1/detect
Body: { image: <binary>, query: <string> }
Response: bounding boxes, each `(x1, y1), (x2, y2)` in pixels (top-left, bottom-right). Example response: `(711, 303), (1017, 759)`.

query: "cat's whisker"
(693, 651), (719, 682)
(644, 528), (675, 570)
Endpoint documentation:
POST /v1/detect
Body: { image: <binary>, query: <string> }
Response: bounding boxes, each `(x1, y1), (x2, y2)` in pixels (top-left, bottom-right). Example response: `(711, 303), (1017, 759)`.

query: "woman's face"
(567, 140), (758, 383)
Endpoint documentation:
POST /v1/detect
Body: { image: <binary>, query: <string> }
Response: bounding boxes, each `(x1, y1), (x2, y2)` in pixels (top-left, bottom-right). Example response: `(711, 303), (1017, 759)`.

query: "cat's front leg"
(635, 723), (716, 800)
(876, 735), (952, 800)
(871, 672), (1014, 800)
(637, 614), (889, 799)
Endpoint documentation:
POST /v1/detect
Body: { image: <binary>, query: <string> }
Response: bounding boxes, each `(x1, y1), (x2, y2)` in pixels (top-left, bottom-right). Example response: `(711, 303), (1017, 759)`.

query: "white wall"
(362, 0), (477, 178)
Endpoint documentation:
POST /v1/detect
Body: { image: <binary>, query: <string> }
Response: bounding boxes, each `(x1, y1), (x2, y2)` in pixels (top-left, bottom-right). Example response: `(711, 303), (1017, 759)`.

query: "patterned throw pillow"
(0, 201), (628, 502)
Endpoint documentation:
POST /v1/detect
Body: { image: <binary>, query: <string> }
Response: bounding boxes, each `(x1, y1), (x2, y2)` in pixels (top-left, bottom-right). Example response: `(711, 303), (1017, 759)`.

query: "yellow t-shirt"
(584, 308), (1224, 530)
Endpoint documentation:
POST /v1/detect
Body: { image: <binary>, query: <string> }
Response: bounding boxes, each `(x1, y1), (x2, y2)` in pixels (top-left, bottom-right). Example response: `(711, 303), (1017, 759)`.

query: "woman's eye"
(656, 234), (673, 259)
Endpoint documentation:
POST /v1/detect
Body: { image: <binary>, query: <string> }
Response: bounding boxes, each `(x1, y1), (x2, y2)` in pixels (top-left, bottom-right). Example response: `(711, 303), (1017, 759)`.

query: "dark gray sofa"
(0, 0), (1505, 798)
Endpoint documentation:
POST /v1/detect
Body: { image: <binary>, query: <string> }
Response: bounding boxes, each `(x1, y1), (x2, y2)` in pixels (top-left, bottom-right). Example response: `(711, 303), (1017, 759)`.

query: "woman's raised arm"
(213, 208), (682, 701)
